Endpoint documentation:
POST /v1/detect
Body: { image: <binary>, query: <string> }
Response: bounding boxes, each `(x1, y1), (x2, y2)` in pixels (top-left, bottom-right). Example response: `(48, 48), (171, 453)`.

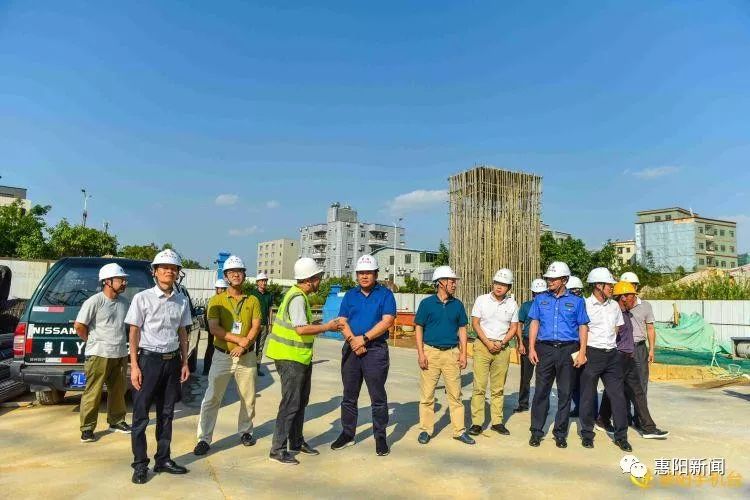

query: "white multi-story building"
(299, 203), (405, 278)
(371, 247), (438, 287)
(256, 238), (298, 279)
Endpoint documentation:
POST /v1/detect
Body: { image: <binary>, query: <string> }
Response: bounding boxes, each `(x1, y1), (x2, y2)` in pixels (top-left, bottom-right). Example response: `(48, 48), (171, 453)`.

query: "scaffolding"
(449, 166), (542, 310)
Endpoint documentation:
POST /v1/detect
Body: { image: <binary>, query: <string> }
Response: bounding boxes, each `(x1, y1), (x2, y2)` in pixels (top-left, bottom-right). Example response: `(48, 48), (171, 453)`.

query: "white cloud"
(266, 200), (280, 209)
(215, 194), (239, 206)
(228, 226), (259, 237)
(388, 189), (448, 215)
(631, 166), (680, 179)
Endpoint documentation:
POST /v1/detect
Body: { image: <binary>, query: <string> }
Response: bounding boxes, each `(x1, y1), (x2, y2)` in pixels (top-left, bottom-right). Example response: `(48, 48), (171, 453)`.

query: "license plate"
(70, 371), (87, 388)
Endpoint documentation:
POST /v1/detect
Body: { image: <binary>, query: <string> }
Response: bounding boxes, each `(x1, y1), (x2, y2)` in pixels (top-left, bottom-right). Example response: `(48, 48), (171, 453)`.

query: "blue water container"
(216, 251), (231, 280)
(321, 285), (345, 340)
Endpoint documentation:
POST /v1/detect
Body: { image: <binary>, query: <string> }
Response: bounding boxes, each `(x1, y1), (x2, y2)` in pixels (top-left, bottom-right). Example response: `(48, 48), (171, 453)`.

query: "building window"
(346, 258), (352, 266)
(698, 243), (704, 250)
(347, 243), (353, 251)
(666, 215), (672, 220)
(698, 227), (703, 234)
(699, 258), (705, 265)
(405, 254), (412, 264)
(626, 247), (631, 253)
(720, 229), (725, 236)
(617, 247), (623, 254)
(731, 246), (735, 252)
(291, 242), (294, 247)
(360, 232), (365, 238)
(730, 230), (734, 237)
(654, 216), (661, 221)
(721, 245), (726, 252)
(359, 245), (364, 251)
(389, 256), (394, 265)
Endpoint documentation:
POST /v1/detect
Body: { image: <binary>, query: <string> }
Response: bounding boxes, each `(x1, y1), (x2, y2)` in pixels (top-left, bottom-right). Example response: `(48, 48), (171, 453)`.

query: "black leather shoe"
(241, 433), (256, 446)
(194, 440), (210, 456)
(468, 424), (483, 436)
(491, 424), (510, 436)
(582, 438), (594, 449)
(529, 436), (541, 447)
(375, 437), (390, 456)
(555, 437), (567, 448)
(132, 468), (148, 484)
(290, 442), (320, 456)
(154, 460), (188, 474)
(615, 439), (633, 452)
(270, 451), (299, 465)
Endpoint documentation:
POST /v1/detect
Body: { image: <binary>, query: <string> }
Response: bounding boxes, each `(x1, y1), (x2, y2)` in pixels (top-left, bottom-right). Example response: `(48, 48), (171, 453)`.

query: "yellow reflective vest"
(265, 285), (315, 365)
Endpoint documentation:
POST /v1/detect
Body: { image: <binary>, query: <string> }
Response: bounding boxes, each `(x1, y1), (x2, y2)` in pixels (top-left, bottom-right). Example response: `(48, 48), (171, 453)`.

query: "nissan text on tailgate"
(11, 257), (201, 404)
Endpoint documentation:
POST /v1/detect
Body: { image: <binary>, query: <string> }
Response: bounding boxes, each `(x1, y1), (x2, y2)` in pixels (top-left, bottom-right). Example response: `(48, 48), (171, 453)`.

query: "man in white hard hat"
(468, 268), (520, 437)
(331, 254), (396, 456)
(527, 261), (589, 449)
(514, 278), (547, 413)
(194, 256), (262, 456)
(126, 249), (193, 483)
(579, 267), (632, 452)
(415, 265), (475, 446)
(252, 272), (274, 376)
(567, 276), (584, 297)
(74, 262), (132, 443)
(267, 258), (344, 465)
(596, 281), (669, 440)
(619, 271), (656, 429)
(202, 279), (227, 376)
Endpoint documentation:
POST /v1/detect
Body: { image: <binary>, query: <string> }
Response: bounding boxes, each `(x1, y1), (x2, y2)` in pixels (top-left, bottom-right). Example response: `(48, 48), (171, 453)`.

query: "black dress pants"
(530, 341), (578, 440)
(579, 347), (627, 441)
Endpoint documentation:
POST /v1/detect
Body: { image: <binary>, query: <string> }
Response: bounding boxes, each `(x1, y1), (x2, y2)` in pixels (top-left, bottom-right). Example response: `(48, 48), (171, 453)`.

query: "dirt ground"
(1, 337), (748, 499)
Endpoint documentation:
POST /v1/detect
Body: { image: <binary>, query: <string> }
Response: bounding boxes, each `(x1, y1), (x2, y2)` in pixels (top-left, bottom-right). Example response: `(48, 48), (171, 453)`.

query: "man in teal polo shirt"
(415, 266), (475, 446)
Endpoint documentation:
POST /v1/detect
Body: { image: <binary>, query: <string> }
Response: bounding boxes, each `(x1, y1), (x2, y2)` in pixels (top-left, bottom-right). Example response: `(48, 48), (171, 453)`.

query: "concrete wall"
(0, 258), (56, 300)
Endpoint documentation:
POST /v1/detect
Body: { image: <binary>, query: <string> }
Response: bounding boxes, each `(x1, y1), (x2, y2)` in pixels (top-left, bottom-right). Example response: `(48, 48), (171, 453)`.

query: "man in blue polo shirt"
(527, 261), (589, 449)
(415, 266), (475, 446)
(332, 255), (396, 456)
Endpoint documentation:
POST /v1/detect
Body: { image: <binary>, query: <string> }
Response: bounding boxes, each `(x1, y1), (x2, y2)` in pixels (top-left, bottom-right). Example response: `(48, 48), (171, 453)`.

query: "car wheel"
(36, 388), (65, 405)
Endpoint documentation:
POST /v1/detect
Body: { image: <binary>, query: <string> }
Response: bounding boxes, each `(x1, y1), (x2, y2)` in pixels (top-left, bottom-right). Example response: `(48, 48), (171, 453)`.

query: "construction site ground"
(1, 337), (748, 499)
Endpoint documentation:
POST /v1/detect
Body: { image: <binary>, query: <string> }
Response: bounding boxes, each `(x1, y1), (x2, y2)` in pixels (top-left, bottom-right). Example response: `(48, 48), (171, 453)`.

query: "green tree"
(47, 219), (118, 258)
(399, 275), (435, 293)
(0, 200), (51, 258)
(119, 243), (161, 261)
(316, 276), (356, 301)
(181, 258), (206, 269)
(540, 232), (592, 278)
(434, 240), (450, 266)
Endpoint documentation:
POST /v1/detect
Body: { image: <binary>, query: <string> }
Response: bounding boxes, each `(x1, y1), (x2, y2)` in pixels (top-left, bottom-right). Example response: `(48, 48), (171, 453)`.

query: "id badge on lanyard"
(231, 297), (247, 335)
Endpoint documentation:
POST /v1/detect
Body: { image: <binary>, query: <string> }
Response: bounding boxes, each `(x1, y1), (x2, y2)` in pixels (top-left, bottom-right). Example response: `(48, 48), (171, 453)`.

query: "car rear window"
(38, 262), (153, 307)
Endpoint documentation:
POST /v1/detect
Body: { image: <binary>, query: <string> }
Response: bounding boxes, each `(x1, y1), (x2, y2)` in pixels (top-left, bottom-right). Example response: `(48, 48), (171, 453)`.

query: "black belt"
(588, 346), (616, 353)
(539, 341), (577, 348)
(427, 344), (457, 351)
(635, 340), (647, 346)
(139, 349), (180, 360)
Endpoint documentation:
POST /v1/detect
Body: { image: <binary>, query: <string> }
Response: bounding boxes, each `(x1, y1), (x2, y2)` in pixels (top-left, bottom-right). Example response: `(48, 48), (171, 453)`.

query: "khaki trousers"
(80, 355), (128, 432)
(197, 349), (257, 443)
(470, 341), (511, 426)
(419, 345), (465, 437)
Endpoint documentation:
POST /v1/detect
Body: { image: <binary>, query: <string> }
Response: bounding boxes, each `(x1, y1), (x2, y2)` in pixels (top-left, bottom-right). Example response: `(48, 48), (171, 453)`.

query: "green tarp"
(655, 313), (733, 354)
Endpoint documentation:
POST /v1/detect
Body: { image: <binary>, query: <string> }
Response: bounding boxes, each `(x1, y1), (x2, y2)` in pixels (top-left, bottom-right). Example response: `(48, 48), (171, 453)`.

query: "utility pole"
(103, 220), (110, 234)
(393, 217), (403, 285)
(81, 189), (92, 227)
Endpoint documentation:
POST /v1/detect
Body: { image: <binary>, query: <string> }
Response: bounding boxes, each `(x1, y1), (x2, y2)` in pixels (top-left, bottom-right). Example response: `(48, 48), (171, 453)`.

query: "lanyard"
(228, 295), (247, 322)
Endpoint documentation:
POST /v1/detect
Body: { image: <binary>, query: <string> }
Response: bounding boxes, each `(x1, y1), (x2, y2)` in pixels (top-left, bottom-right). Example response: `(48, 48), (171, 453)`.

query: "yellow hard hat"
(613, 281), (637, 296)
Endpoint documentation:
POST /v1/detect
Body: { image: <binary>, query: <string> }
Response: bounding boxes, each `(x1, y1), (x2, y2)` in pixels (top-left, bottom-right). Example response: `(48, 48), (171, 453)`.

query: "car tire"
(36, 388), (65, 405)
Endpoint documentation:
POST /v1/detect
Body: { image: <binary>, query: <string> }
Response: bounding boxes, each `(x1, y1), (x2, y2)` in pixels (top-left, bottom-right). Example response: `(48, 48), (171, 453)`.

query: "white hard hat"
(255, 272), (269, 281)
(432, 265), (459, 282)
(587, 267), (617, 284)
(492, 268), (513, 285)
(543, 261), (571, 278)
(99, 263), (128, 281)
(530, 278), (547, 293)
(214, 279), (227, 289)
(620, 271), (640, 284)
(294, 257), (324, 280)
(355, 254), (379, 272)
(222, 255), (246, 274)
(151, 249), (182, 269)
(567, 276), (584, 290)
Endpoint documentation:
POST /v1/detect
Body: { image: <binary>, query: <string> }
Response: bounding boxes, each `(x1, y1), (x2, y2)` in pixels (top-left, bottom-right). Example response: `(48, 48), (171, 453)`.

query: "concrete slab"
(1, 338), (748, 499)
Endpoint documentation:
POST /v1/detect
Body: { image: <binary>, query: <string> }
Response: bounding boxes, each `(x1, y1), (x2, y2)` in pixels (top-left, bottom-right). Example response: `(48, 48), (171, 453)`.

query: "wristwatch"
(363, 334), (370, 344)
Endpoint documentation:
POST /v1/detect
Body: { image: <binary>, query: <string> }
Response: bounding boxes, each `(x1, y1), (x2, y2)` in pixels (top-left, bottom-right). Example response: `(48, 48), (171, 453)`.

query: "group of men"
(74, 249), (668, 485)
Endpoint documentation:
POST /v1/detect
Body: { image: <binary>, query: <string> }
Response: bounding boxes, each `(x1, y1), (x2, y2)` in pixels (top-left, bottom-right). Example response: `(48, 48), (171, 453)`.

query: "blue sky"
(2, 0), (749, 270)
